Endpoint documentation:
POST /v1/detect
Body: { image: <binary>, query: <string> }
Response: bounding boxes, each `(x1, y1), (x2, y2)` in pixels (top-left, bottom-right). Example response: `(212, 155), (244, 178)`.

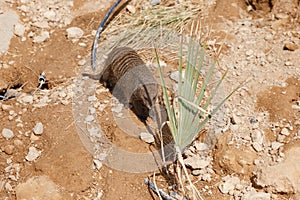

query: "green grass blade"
(155, 49), (178, 141)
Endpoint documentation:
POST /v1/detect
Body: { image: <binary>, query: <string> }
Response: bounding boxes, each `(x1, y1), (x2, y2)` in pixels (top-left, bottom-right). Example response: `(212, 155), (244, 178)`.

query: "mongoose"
(85, 47), (158, 121)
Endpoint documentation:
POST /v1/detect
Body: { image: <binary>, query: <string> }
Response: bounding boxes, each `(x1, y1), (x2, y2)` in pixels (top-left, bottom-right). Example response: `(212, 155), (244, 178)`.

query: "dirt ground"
(0, 0), (300, 200)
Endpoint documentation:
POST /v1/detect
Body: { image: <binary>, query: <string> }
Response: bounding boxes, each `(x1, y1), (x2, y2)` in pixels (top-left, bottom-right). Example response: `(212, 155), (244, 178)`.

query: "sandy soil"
(0, 0), (299, 199)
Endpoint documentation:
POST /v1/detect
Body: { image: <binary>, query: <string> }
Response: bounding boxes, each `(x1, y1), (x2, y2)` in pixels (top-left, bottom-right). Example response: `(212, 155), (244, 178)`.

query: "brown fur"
(86, 47), (158, 121)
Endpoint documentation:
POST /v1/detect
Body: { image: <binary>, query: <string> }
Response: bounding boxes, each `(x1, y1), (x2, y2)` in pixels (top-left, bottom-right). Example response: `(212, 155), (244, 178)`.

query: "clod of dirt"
(15, 176), (62, 200)
(254, 143), (300, 195)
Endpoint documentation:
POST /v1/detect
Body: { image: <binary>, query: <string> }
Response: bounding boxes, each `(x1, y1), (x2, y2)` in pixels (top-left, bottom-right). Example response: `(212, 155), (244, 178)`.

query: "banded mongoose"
(86, 47), (158, 121)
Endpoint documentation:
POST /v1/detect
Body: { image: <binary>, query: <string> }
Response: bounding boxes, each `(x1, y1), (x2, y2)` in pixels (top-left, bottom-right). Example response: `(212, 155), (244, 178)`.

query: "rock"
(111, 103), (123, 113)
(150, 0), (161, 6)
(280, 128), (290, 136)
(242, 191), (271, 200)
(271, 142), (283, 150)
(21, 94), (33, 104)
(66, 27), (84, 40)
(15, 176), (62, 200)
(43, 10), (56, 21)
(140, 132), (155, 144)
(93, 159), (102, 170)
(283, 42), (299, 51)
(184, 156), (210, 169)
(252, 142), (263, 152)
(4, 145), (14, 155)
(170, 70), (185, 83)
(14, 23), (26, 37)
(85, 115), (95, 122)
(2, 128), (14, 139)
(218, 176), (240, 194)
(126, 5), (136, 14)
(33, 122), (43, 135)
(25, 147), (41, 161)
(194, 142), (209, 151)
(251, 130), (264, 144)
(254, 144), (300, 194)
(0, 9), (19, 55)
(78, 59), (86, 66)
(33, 31), (50, 43)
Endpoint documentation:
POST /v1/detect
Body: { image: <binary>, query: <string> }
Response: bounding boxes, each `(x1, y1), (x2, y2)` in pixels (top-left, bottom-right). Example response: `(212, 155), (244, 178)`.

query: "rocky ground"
(0, 0), (300, 200)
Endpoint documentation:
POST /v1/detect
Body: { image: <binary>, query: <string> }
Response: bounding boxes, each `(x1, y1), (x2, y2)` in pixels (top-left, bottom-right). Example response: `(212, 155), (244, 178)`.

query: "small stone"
(2, 128), (14, 139)
(25, 147), (41, 161)
(218, 176), (240, 194)
(14, 23), (26, 37)
(21, 95), (33, 104)
(111, 104), (123, 113)
(242, 191), (271, 200)
(150, 0), (161, 6)
(283, 42), (299, 51)
(33, 122), (43, 135)
(245, 49), (254, 56)
(284, 61), (293, 66)
(43, 10), (56, 21)
(251, 130), (264, 144)
(78, 59), (86, 66)
(194, 142), (209, 151)
(184, 156), (210, 169)
(192, 169), (202, 176)
(140, 132), (155, 144)
(280, 127), (290, 136)
(271, 142), (283, 150)
(277, 134), (286, 142)
(66, 27), (84, 40)
(85, 115), (95, 122)
(126, 5), (136, 14)
(88, 95), (97, 102)
(33, 31), (50, 43)
(4, 145), (14, 155)
(170, 70), (185, 83)
(252, 142), (263, 152)
(292, 105), (300, 111)
(5, 182), (13, 191)
(93, 159), (103, 170)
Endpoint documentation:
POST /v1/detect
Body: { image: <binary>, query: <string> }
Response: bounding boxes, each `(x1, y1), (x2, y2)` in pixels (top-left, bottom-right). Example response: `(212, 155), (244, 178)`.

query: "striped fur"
(101, 47), (158, 121)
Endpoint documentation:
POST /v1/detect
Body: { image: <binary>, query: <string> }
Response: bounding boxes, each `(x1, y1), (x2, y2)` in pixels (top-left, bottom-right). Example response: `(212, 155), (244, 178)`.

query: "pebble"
(111, 104), (123, 113)
(194, 142), (209, 151)
(93, 159), (103, 170)
(252, 142), (263, 152)
(184, 156), (210, 169)
(283, 42), (299, 51)
(33, 122), (43, 135)
(242, 191), (271, 200)
(66, 27), (84, 40)
(14, 23), (26, 37)
(21, 95), (33, 104)
(2, 128), (14, 139)
(218, 176), (240, 194)
(170, 70), (185, 83)
(150, 0), (161, 6)
(33, 31), (50, 43)
(280, 127), (290, 136)
(85, 115), (95, 122)
(25, 147), (41, 161)
(4, 145), (14, 155)
(140, 132), (155, 144)
(43, 10), (56, 21)
(271, 141), (283, 150)
(292, 105), (300, 111)
(126, 5), (136, 14)
(251, 130), (264, 144)
(78, 59), (87, 66)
